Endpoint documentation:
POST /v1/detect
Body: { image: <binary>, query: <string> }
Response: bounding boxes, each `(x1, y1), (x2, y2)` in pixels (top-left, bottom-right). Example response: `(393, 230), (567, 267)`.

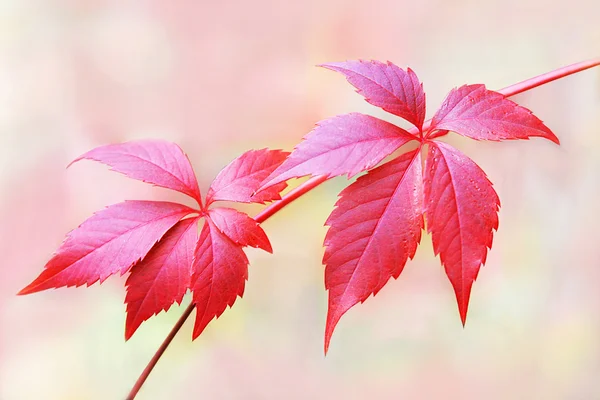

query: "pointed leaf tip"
(456, 281), (472, 327)
(324, 261), (419, 354)
(324, 302), (352, 355)
(17, 286), (38, 296)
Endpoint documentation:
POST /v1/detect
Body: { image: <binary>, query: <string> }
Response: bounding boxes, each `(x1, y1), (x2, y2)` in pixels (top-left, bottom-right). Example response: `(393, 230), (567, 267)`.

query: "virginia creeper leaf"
(323, 149), (424, 353)
(321, 60), (426, 130)
(423, 141), (500, 324)
(208, 207), (272, 253)
(191, 219), (249, 338)
(428, 84), (559, 143)
(206, 149), (289, 205)
(260, 113), (416, 189)
(21, 141), (288, 341)
(124, 217), (199, 340)
(19, 201), (195, 294)
(71, 140), (203, 204)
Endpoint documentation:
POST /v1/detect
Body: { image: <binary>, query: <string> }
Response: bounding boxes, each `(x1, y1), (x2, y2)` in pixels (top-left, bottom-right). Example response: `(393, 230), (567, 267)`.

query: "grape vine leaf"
(258, 60), (559, 353)
(19, 141), (289, 340)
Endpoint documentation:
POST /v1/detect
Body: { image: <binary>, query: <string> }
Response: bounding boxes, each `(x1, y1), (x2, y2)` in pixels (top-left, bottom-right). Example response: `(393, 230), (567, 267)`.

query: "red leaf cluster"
(19, 142), (289, 340)
(259, 60), (558, 352)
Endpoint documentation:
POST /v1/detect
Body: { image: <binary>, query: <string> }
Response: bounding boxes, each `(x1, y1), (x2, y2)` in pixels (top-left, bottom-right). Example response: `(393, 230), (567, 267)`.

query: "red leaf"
(323, 149), (424, 352)
(428, 84), (559, 143)
(71, 140), (203, 204)
(190, 219), (249, 338)
(423, 141), (500, 324)
(321, 60), (426, 130)
(260, 113), (416, 189)
(124, 217), (199, 340)
(19, 201), (195, 295)
(208, 208), (272, 253)
(206, 149), (289, 205)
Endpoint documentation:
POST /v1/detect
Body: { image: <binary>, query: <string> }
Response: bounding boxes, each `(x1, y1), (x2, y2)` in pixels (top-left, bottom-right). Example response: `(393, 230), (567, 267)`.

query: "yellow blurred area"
(1, 1), (599, 399)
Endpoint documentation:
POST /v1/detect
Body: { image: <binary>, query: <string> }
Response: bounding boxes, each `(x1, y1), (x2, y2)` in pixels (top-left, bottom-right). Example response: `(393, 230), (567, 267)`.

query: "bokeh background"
(1, 1), (599, 399)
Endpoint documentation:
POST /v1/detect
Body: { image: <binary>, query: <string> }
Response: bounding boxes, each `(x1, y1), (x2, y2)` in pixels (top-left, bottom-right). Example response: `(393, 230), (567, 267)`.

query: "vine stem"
(126, 58), (600, 399)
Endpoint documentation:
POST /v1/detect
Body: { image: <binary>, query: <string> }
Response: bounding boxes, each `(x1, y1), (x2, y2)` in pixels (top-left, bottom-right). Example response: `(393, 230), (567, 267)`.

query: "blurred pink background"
(1, 1), (600, 399)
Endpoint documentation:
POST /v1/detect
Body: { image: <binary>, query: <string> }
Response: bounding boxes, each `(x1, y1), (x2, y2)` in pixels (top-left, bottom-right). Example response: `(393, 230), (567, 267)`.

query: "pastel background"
(1, 1), (599, 399)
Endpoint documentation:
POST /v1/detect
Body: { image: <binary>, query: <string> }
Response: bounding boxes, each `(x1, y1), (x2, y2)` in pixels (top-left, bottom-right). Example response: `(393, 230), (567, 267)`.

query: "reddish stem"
(497, 58), (600, 97)
(254, 175), (329, 223)
(126, 304), (195, 400)
(126, 58), (599, 399)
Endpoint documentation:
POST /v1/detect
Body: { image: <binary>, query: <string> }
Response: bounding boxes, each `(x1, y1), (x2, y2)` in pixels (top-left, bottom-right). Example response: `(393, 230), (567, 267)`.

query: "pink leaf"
(260, 113), (416, 189)
(428, 85), (559, 143)
(322, 60), (426, 130)
(190, 219), (249, 338)
(423, 141), (500, 324)
(71, 140), (203, 204)
(18, 201), (195, 294)
(206, 149), (289, 205)
(208, 208), (272, 253)
(124, 217), (199, 340)
(323, 149), (424, 352)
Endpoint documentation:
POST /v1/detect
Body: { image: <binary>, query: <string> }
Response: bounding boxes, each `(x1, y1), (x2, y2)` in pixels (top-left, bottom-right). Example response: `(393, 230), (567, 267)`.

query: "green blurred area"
(1, 1), (599, 399)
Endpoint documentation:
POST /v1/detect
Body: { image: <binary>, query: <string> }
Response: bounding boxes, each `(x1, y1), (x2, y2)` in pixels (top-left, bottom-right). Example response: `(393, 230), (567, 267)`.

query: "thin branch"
(498, 58), (600, 97)
(126, 304), (195, 400)
(254, 175), (329, 223)
(126, 58), (600, 399)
